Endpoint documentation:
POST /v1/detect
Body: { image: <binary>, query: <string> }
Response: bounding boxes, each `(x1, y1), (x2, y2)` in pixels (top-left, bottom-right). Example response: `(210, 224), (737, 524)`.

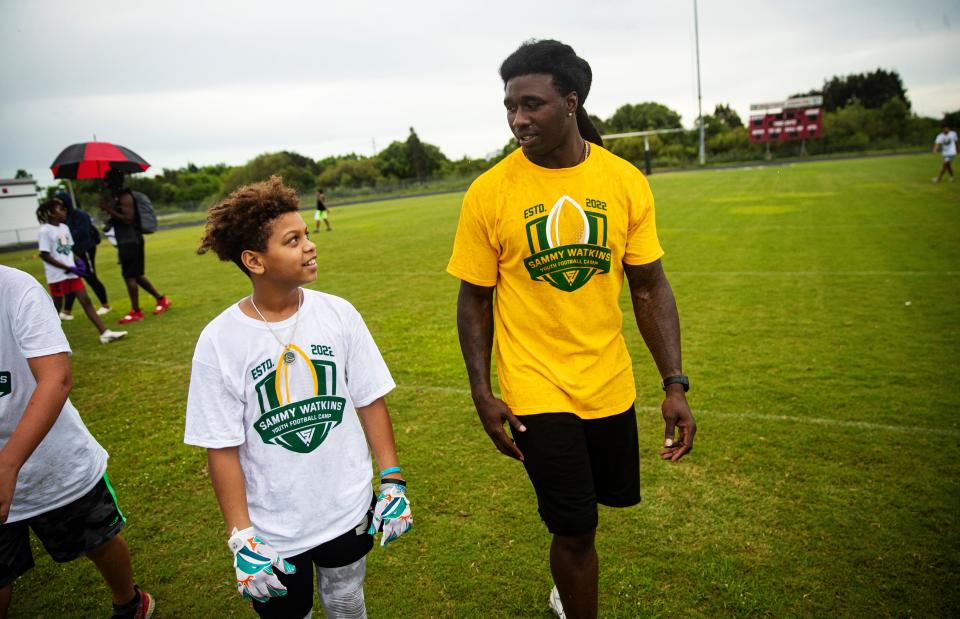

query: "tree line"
(48, 68), (957, 212)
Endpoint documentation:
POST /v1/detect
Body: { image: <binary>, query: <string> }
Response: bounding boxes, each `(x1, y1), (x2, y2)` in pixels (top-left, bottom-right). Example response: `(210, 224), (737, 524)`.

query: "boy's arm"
(356, 397), (401, 480)
(207, 447), (252, 532)
(0, 352), (72, 523)
(38, 251), (72, 273)
(357, 396), (413, 546)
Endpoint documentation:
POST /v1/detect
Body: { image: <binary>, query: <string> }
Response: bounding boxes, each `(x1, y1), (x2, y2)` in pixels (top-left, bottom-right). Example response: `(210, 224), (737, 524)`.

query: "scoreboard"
(749, 95), (823, 143)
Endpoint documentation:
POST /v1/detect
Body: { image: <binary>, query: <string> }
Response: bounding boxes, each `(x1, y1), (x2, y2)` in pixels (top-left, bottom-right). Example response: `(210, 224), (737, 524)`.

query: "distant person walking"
(57, 192), (112, 320)
(35, 201), (127, 345)
(99, 170), (170, 324)
(314, 188), (332, 232)
(933, 124), (957, 183)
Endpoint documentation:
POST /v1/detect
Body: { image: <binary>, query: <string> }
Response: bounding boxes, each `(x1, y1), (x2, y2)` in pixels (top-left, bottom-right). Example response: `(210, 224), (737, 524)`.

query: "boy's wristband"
(380, 466), (401, 477)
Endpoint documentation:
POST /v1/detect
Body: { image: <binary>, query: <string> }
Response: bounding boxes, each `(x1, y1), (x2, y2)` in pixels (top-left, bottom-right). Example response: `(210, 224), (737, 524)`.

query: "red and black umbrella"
(50, 141), (150, 179)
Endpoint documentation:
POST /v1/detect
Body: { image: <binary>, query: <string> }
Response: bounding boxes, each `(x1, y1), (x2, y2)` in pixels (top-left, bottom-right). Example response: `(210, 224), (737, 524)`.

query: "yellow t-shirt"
(446, 145), (664, 419)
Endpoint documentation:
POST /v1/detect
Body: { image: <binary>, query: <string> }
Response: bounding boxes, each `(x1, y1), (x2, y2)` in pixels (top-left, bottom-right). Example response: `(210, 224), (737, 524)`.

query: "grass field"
(1, 154), (958, 618)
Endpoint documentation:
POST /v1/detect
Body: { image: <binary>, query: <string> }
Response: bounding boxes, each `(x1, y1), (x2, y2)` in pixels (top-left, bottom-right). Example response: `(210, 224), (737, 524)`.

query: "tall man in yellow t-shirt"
(447, 39), (697, 619)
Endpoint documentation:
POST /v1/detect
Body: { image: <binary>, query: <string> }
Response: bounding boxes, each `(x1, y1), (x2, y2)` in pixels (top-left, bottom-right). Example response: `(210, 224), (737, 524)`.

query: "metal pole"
(644, 135), (652, 175)
(694, 0), (705, 165)
(66, 179), (79, 213)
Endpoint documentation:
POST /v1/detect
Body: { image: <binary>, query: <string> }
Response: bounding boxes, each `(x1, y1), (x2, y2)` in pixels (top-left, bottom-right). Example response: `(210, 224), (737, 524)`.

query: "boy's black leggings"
(64, 247), (109, 310)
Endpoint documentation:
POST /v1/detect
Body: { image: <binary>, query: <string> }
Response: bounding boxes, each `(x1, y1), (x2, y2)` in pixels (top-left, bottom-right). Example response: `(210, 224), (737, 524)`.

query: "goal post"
(601, 128), (687, 174)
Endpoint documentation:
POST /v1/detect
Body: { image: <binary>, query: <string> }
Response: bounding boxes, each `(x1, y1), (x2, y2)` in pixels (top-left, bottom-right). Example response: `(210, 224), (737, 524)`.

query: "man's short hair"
(198, 175), (301, 275)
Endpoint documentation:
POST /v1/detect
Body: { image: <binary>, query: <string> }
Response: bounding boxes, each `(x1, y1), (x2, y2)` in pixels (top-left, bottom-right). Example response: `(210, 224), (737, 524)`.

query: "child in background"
(36, 201), (126, 345)
(185, 176), (411, 618)
(313, 188), (332, 232)
(0, 265), (154, 619)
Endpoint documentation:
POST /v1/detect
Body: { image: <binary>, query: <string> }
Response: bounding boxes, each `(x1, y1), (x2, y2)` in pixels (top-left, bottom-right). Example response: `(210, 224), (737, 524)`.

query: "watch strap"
(662, 374), (689, 392)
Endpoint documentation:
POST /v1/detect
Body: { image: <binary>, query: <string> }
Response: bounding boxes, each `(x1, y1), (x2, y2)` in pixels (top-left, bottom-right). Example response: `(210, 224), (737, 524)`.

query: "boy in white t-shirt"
(0, 265), (154, 618)
(36, 200), (127, 345)
(185, 176), (412, 619)
(933, 124), (957, 182)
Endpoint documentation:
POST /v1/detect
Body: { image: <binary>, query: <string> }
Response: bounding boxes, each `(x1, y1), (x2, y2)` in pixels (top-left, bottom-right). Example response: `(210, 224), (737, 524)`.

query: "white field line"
(668, 271), (957, 276)
(330, 270), (958, 277)
(393, 384), (958, 436)
(664, 223), (941, 231)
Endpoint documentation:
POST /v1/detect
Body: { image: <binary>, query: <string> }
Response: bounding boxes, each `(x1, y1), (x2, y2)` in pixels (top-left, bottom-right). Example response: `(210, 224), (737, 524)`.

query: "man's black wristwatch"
(661, 374), (689, 392)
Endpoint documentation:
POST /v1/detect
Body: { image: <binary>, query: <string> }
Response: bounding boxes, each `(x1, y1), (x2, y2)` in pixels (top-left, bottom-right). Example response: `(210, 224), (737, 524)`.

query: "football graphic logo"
(253, 345), (346, 453)
(524, 195), (611, 292)
(546, 196), (590, 248)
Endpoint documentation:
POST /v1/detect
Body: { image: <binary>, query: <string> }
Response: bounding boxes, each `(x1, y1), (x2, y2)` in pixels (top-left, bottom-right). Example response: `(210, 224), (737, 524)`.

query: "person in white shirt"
(0, 265), (154, 618)
(36, 201), (127, 345)
(933, 124), (957, 183)
(185, 176), (412, 619)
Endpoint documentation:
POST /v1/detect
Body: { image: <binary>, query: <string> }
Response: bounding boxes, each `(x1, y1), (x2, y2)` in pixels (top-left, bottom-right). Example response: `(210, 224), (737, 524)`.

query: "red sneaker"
(153, 296), (171, 315)
(118, 310), (145, 324)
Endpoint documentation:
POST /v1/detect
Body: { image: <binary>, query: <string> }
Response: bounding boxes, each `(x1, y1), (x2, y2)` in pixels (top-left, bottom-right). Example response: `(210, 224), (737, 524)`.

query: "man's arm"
(624, 260), (697, 461)
(207, 447), (252, 533)
(456, 281), (526, 460)
(99, 193), (135, 225)
(0, 353), (72, 522)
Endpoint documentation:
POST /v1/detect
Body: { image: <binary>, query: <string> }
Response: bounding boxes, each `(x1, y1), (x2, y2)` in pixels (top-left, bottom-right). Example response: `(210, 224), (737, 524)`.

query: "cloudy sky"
(2, 1), (958, 183)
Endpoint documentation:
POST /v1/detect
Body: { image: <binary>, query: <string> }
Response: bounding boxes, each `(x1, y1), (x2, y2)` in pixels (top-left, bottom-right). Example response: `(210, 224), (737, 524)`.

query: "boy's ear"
(241, 249), (265, 276)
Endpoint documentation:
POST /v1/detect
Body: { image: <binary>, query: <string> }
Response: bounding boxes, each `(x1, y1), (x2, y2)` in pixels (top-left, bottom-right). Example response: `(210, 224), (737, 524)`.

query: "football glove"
(228, 527), (296, 602)
(368, 481), (413, 547)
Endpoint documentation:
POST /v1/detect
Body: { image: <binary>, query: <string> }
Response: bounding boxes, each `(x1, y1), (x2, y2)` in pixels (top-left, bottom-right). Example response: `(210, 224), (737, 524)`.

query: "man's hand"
(660, 389), (696, 461)
(475, 394), (526, 460)
(228, 527), (296, 602)
(368, 481), (413, 547)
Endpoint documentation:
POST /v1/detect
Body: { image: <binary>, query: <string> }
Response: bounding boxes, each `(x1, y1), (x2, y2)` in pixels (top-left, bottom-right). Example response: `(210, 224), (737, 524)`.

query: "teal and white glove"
(368, 480), (413, 547)
(228, 527), (296, 602)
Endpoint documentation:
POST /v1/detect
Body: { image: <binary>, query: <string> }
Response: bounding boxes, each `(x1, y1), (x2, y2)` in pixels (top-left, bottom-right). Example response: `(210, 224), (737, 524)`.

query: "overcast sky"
(2, 0), (958, 184)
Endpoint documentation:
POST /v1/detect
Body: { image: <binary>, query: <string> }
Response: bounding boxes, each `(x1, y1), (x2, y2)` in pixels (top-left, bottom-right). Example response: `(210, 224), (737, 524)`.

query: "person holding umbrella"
(49, 141), (170, 325)
(100, 170), (170, 324)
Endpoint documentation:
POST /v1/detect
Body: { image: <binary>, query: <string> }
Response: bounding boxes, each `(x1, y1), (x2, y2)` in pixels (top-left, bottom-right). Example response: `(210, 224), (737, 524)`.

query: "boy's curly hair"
(36, 200), (59, 224)
(198, 176), (301, 275)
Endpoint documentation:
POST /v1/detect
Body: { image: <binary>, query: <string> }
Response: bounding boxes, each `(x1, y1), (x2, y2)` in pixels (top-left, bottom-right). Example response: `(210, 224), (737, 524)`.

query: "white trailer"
(0, 178), (40, 246)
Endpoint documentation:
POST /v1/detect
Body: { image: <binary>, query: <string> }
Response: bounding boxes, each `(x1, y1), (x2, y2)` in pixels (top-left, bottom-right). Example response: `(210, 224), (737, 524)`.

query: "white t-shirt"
(37, 223), (78, 285)
(0, 266), (108, 523)
(184, 288), (395, 556)
(935, 130), (958, 156)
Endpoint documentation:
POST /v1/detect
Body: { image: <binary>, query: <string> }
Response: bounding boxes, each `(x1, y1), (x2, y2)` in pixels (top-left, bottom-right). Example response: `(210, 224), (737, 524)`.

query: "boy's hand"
(0, 460), (18, 523)
(228, 527), (296, 602)
(368, 481), (413, 547)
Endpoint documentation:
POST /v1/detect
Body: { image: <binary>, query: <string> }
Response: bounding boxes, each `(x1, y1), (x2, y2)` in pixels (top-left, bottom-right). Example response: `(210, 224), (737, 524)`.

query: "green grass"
(2, 155), (958, 617)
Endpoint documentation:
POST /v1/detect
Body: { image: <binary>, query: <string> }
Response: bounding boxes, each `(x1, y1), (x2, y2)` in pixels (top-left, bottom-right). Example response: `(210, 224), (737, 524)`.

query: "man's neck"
(524, 134), (587, 169)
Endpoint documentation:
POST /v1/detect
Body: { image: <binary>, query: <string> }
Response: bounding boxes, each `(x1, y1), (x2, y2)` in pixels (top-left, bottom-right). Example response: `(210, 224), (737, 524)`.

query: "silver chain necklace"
(250, 289), (302, 365)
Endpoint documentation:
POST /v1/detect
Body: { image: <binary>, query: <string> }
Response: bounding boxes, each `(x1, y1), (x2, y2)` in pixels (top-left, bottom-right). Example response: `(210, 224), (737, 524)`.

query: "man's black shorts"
(512, 406), (640, 536)
(253, 493), (375, 618)
(117, 242), (145, 278)
(0, 473), (126, 588)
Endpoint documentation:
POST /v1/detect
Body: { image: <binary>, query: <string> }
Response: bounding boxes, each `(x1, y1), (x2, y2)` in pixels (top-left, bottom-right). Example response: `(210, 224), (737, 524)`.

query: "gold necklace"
(250, 289), (302, 365)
